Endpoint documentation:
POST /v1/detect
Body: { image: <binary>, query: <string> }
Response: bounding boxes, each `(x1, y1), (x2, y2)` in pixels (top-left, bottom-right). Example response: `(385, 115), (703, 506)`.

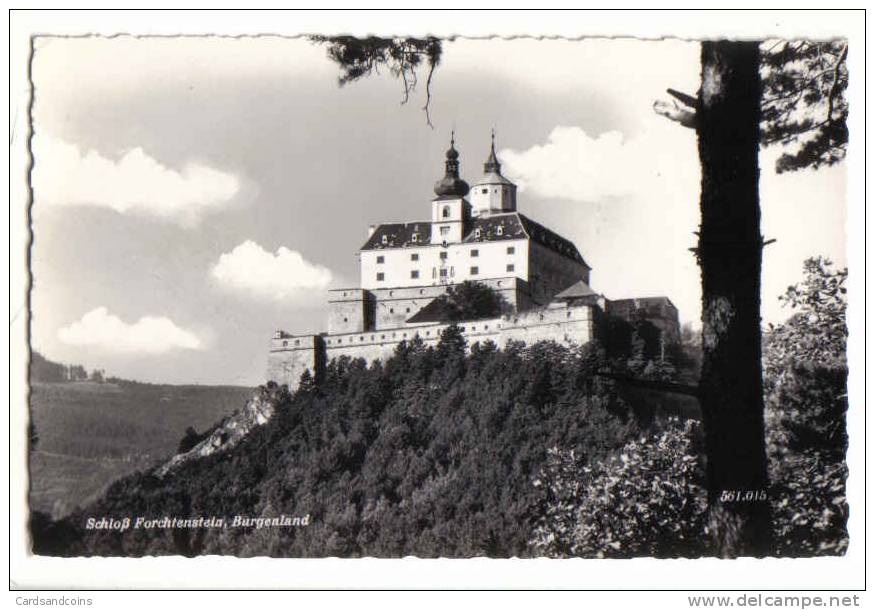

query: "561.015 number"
(720, 490), (768, 502)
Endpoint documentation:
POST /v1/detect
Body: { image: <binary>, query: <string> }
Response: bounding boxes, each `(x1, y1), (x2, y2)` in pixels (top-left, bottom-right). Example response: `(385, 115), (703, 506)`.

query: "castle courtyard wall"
(267, 303), (597, 390)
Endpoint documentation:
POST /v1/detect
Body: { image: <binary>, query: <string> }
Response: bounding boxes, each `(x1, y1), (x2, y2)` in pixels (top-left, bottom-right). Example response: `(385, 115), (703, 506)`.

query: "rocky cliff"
(155, 383), (288, 477)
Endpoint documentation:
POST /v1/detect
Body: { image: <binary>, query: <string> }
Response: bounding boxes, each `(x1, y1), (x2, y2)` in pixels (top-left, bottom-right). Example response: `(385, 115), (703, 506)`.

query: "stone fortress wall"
(267, 299), (598, 389)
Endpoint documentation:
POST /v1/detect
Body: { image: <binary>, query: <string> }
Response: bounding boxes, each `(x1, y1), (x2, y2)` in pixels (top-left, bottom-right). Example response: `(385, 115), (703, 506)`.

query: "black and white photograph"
(9, 9), (865, 595)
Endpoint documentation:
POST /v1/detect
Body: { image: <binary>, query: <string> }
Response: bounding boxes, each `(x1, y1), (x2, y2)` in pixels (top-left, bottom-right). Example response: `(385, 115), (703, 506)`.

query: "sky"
(29, 36), (847, 386)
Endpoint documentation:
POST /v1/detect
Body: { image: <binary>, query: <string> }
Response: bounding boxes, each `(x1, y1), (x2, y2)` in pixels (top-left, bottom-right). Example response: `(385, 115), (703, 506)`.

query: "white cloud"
(32, 133), (241, 223)
(499, 124), (697, 204)
(210, 240), (334, 300)
(57, 307), (202, 354)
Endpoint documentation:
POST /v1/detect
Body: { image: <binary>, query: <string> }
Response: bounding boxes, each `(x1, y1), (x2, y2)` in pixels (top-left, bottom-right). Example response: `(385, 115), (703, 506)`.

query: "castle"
(267, 134), (680, 389)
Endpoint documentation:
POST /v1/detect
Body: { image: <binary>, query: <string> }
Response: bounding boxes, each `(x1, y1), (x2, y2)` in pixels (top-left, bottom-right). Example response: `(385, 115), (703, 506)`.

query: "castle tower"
(470, 131), (517, 218)
(431, 132), (471, 246)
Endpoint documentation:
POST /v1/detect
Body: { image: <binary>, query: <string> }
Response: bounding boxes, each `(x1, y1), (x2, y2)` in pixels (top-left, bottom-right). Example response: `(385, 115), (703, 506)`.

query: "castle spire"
(484, 128), (501, 175)
(433, 131), (470, 198)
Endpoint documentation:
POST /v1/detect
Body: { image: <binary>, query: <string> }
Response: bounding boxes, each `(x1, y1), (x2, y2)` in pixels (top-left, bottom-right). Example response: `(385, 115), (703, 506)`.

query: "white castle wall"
(360, 237), (529, 291)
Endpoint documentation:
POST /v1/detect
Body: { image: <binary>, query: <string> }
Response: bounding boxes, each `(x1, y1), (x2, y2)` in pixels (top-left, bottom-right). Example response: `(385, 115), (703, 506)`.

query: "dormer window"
(474, 228), (482, 239)
(381, 235), (388, 244)
(496, 226), (504, 236)
(412, 233), (418, 243)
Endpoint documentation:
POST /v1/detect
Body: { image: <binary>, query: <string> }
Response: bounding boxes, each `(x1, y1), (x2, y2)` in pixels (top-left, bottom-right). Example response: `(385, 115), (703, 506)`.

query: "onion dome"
(433, 132), (470, 198)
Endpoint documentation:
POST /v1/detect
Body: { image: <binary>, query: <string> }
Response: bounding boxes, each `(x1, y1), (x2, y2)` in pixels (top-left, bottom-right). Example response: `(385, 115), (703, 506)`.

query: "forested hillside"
(34, 327), (663, 557)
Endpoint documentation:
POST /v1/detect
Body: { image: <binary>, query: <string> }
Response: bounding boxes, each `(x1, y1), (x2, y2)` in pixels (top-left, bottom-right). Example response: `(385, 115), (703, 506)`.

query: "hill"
(32, 326), (690, 557)
(29, 379), (254, 518)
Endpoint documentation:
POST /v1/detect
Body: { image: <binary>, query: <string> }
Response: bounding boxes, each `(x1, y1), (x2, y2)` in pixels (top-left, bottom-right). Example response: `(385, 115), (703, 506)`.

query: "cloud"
(32, 133), (241, 223)
(57, 307), (202, 354)
(210, 240), (334, 300)
(499, 124), (697, 204)
(497, 122), (702, 326)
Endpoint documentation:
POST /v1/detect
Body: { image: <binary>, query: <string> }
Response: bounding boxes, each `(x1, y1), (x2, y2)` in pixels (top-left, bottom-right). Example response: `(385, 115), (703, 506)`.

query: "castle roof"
(361, 222), (432, 250)
(554, 280), (599, 300)
(361, 212), (589, 268)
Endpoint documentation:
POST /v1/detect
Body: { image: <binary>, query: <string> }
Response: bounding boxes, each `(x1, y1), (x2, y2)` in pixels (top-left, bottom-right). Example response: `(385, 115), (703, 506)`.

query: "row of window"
(376, 264), (515, 282)
(375, 246), (516, 264)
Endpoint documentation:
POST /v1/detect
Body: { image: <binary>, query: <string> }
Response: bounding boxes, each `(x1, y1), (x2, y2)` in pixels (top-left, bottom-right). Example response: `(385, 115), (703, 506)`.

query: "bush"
(530, 417), (709, 558)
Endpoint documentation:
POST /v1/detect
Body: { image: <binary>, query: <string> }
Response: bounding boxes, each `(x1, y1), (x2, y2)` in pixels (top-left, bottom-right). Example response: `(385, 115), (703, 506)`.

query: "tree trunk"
(697, 40), (772, 557)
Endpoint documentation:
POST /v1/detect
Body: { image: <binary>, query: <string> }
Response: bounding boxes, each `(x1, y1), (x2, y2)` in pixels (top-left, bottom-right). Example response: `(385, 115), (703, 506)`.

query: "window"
(506, 264), (515, 272)
(481, 188), (488, 194)
(282, 340), (288, 347)
(440, 252), (448, 260)
(442, 206), (450, 218)
(411, 253), (419, 261)
(440, 226), (450, 236)
(376, 272), (385, 281)
(470, 266), (479, 275)
(376, 255), (385, 264)
(440, 269), (448, 278)
(343, 317), (348, 322)
(411, 233), (418, 243)
(507, 246), (515, 254)
(389, 308), (394, 313)
(474, 228), (482, 239)
(406, 308), (410, 313)
(411, 270), (419, 279)
(496, 226), (504, 236)
(381, 235), (388, 244)
(470, 249), (479, 257)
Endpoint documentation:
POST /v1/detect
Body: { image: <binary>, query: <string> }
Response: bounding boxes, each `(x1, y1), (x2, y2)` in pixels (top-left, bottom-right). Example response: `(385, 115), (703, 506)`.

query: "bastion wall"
(267, 301), (597, 389)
